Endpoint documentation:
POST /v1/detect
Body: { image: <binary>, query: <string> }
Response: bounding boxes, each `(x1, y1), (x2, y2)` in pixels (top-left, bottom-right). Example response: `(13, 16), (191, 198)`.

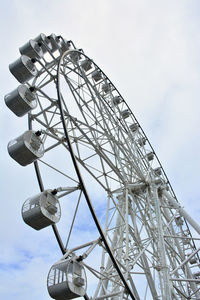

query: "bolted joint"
(31, 58), (37, 63)
(76, 255), (83, 262)
(29, 86), (35, 92)
(35, 130), (42, 136)
(51, 189), (57, 195)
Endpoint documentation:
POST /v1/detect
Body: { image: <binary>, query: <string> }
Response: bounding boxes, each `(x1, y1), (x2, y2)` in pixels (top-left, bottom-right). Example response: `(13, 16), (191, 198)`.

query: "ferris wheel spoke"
(67, 119), (126, 183)
(65, 190), (83, 249)
(38, 159), (79, 184)
(36, 66), (54, 87)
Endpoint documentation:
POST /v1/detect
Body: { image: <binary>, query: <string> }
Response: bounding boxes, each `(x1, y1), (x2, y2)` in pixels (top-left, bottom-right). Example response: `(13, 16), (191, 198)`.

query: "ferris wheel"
(5, 33), (200, 300)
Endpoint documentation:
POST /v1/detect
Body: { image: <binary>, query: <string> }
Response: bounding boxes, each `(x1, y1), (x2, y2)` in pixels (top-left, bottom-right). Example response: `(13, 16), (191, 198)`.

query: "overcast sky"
(1, 1), (200, 299)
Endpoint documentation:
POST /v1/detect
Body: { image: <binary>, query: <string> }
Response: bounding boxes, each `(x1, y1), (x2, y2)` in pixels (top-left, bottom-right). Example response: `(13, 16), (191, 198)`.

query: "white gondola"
(34, 33), (51, 53)
(113, 96), (122, 106)
(59, 38), (71, 53)
(129, 123), (138, 132)
(91, 69), (102, 82)
(47, 259), (87, 299)
(102, 82), (112, 93)
(47, 33), (62, 52)
(47, 34), (71, 55)
(7, 130), (44, 166)
(146, 152), (154, 161)
(9, 55), (38, 84)
(121, 109), (131, 119)
(137, 137), (146, 147)
(154, 167), (162, 176)
(19, 39), (43, 59)
(4, 85), (37, 117)
(69, 51), (81, 62)
(22, 190), (61, 230)
(81, 59), (92, 72)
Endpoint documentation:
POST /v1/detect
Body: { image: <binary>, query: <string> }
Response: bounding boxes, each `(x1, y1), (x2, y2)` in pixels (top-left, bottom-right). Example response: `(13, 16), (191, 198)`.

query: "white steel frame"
(8, 34), (200, 300)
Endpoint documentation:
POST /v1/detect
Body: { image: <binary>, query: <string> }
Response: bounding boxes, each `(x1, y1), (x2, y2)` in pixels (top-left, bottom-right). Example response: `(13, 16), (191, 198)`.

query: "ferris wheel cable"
(56, 50), (136, 300)
(65, 190), (82, 249)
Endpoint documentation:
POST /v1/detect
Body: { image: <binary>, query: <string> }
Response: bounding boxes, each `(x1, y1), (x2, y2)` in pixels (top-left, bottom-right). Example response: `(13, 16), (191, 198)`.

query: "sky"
(1, 0), (200, 299)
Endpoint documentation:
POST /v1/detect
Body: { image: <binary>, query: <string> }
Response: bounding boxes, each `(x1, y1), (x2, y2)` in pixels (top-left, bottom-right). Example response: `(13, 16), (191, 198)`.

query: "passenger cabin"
(59, 39), (71, 53)
(34, 33), (51, 53)
(102, 82), (112, 93)
(129, 123), (138, 132)
(146, 152), (154, 161)
(113, 96), (122, 106)
(91, 69), (102, 82)
(137, 137), (146, 147)
(47, 259), (87, 300)
(19, 39), (43, 59)
(45, 34), (71, 55)
(154, 167), (162, 176)
(9, 55), (38, 84)
(81, 59), (92, 72)
(22, 190), (61, 230)
(121, 109), (131, 119)
(7, 130), (44, 166)
(47, 34), (62, 52)
(69, 51), (81, 62)
(5, 85), (37, 117)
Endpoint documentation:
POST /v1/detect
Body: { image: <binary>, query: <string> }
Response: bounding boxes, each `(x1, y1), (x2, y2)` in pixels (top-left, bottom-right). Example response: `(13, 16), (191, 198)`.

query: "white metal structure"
(47, 259), (87, 299)
(5, 33), (200, 300)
